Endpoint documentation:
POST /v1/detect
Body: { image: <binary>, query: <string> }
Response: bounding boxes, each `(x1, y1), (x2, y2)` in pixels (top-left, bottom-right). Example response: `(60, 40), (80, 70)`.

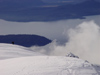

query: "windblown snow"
(0, 43), (99, 75)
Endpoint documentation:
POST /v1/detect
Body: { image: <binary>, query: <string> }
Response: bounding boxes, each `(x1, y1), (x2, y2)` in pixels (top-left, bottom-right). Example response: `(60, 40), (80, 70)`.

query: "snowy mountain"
(0, 43), (99, 75)
(0, 43), (44, 60)
(0, 56), (98, 75)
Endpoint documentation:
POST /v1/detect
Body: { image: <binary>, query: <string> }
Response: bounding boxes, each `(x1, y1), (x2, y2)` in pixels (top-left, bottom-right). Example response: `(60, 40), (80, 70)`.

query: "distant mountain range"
(0, 35), (52, 47)
(0, 0), (100, 22)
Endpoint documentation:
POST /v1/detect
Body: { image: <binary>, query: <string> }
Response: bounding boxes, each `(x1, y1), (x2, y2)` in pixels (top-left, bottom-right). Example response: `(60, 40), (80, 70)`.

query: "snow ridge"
(0, 43), (43, 60)
(0, 43), (99, 75)
(0, 56), (98, 75)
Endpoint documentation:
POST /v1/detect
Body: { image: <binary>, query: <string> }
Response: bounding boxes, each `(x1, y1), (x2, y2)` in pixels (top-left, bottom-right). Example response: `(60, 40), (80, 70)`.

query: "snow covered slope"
(0, 43), (43, 59)
(0, 43), (99, 75)
(0, 56), (98, 75)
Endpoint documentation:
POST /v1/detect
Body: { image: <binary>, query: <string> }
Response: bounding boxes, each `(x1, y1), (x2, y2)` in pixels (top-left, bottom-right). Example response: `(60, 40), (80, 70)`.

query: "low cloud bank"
(0, 15), (100, 44)
(30, 21), (100, 65)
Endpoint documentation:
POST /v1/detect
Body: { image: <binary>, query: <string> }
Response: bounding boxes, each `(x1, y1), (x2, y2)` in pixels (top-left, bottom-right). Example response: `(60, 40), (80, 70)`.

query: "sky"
(0, 15), (100, 44)
(0, 0), (100, 66)
(42, 0), (100, 3)
(29, 17), (100, 65)
(0, 15), (100, 64)
(42, 0), (85, 3)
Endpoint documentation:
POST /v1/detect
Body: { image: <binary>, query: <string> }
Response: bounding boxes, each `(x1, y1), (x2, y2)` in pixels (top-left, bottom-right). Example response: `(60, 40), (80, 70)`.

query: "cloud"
(0, 15), (100, 44)
(30, 21), (100, 65)
(0, 15), (100, 64)
(65, 21), (100, 65)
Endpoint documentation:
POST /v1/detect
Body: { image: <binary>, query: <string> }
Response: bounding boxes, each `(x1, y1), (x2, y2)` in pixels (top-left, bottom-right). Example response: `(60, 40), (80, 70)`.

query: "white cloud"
(0, 15), (100, 44)
(0, 15), (100, 64)
(30, 21), (100, 65)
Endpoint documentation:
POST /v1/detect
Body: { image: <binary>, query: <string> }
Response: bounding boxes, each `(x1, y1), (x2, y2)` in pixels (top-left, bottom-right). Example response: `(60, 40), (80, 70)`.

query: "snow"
(0, 43), (99, 75)
(93, 65), (100, 74)
(0, 56), (98, 75)
(0, 43), (43, 60)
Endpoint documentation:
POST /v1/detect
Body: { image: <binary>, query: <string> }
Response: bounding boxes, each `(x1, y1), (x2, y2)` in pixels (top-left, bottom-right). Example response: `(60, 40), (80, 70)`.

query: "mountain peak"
(0, 56), (98, 75)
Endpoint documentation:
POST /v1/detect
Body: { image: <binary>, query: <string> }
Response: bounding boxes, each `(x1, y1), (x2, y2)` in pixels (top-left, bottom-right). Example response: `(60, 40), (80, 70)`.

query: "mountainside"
(0, 43), (99, 75)
(0, 0), (100, 22)
(0, 56), (98, 75)
(0, 35), (51, 47)
(0, 43), (43, 59)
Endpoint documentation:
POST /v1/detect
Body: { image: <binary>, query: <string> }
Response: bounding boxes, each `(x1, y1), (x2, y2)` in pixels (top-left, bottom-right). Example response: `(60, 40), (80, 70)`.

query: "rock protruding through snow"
(66, 52), (79, 58)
